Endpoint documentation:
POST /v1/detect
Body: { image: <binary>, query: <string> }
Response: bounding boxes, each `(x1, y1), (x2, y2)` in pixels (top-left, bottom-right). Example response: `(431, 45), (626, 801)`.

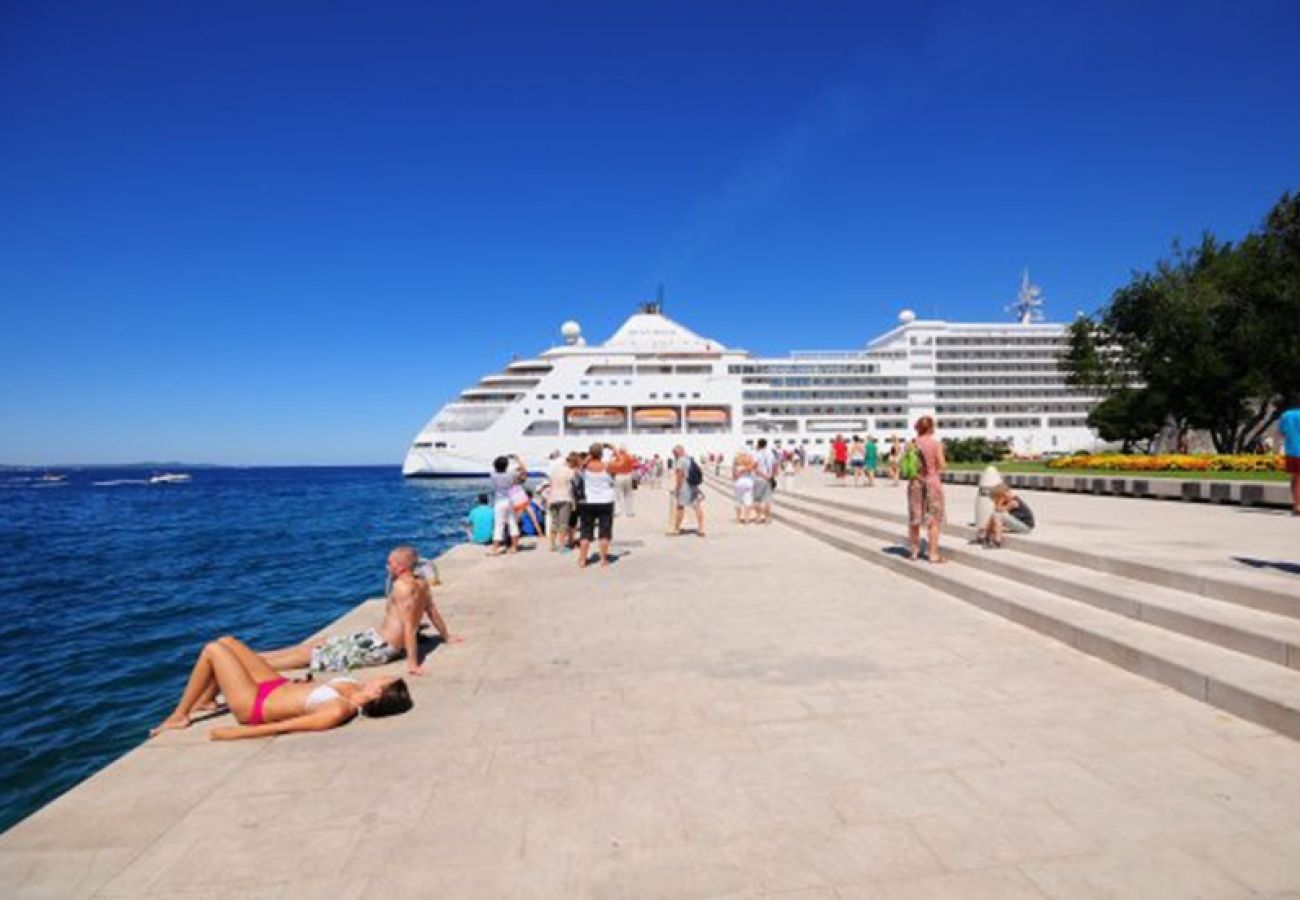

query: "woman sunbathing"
(151, 635), (412, 740)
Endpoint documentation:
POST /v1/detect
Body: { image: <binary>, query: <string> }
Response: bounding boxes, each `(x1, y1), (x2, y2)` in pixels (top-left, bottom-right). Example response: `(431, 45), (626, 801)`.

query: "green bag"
(899, 445), (921, 480)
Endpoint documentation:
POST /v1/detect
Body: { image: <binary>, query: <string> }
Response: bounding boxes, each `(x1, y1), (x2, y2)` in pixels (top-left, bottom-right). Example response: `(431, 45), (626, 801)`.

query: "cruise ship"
(402, 274), (1102, 477)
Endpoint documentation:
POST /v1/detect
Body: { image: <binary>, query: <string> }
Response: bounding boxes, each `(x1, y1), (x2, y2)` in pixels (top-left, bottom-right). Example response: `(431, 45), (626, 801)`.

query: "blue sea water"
(0, 466), (482, 834)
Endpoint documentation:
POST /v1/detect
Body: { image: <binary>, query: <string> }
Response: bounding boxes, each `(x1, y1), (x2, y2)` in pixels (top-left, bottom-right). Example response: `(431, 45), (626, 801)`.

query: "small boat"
(39, 472), (67, 483)
(149, 473), (191, 484)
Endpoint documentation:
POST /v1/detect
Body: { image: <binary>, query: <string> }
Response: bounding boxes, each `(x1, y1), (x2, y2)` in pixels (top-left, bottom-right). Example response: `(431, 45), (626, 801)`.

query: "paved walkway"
(780, 469), (1300, 599)
(3, 490), (1300, 898)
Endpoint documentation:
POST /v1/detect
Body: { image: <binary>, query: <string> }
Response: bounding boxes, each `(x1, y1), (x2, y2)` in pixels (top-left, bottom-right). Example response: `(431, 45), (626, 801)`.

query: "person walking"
(831, 434), (848, 480)
(577, 442), (616, 568)
(752, 437), (777, 524)
(849, 436), (866, 486)
(1281, 398), (1300, 516)
(906, 417), (947, 563)
(732, 449), (756, 524)
(609, 446), (637, 517)
(864, 435), (879, 487)
(887, 436), (902, 486)
(669, 445), (706, 536)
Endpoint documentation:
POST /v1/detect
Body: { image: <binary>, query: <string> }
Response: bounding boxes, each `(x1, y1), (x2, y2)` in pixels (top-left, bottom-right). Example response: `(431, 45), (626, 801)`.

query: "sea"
(0, 466), (482, 834)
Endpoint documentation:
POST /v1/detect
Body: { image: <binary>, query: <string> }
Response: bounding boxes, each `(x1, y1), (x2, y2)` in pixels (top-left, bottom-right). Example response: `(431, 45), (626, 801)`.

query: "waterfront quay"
(3, 479), (1300, 898)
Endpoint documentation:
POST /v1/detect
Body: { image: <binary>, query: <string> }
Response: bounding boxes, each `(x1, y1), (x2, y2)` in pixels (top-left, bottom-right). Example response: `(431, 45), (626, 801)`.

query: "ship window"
(649, 393), (657, 399)
(580, 394), (589, 399)
(435, 441), (447, 449)
(536, 394), (544, 400)
(692, 393), (700, 399)
(566, 394), (574, 399)
(523, 420), (560, 436)
(552, 394), (560, 399)
(414, 441), (432, 448)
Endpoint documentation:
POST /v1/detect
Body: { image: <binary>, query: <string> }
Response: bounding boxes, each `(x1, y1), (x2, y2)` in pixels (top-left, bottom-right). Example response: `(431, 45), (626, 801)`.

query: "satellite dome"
(898, 309), (916, 324)
(560, 321), (582, 344)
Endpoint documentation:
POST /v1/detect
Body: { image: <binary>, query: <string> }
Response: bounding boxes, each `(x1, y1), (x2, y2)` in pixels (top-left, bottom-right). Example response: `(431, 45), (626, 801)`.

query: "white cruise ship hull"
(402, 297), (1104, 477)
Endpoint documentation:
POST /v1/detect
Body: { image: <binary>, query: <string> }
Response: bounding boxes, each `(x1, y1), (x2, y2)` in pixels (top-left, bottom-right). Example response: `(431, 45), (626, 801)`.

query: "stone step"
(755, 484), (1300, 741)
(774, 482), (1300, 621)
(771, 489), (1300, 672)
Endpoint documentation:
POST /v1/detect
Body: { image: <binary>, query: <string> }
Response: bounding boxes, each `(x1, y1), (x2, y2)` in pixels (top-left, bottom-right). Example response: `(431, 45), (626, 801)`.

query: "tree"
(1064, 191), (1300, 453)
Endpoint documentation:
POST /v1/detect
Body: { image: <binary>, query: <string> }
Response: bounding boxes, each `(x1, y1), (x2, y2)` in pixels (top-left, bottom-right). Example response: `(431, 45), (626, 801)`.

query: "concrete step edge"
(773, 483), (1300, 621)
(765, 495), (1300, 742)
(771, 490), (1300, 672)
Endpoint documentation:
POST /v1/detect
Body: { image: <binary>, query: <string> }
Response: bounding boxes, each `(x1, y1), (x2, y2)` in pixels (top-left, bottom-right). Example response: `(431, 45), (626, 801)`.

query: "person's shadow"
(1232, 556), (1300, 577)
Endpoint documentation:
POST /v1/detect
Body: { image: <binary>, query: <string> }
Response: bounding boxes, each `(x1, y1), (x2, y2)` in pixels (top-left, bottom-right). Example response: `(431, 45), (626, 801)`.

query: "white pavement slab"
(2, 492), (1299, 898)
(780, 469), (1300, 599)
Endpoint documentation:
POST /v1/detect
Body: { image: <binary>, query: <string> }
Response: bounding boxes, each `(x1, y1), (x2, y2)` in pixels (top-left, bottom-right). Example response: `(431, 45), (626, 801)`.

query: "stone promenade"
(2, 486), (1299, 898)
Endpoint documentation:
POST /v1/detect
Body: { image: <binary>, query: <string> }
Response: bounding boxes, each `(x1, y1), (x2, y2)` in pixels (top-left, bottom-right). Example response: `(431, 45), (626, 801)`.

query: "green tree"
(1065, 191), (1300, 453)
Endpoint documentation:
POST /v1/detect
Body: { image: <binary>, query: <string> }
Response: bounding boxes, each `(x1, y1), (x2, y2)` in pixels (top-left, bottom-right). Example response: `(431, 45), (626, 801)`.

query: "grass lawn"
(947, 461), (1288, 482)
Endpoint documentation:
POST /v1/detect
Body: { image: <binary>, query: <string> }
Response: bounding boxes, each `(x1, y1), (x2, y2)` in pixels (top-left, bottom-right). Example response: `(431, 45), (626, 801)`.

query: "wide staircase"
(705, 472), (1300, 740)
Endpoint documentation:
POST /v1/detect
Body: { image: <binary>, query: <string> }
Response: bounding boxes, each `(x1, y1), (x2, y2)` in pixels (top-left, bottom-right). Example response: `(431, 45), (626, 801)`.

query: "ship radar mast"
(1008, 268), (1045, 324)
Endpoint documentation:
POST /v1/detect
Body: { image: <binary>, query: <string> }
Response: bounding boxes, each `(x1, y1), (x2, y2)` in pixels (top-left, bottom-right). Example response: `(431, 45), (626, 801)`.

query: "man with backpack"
(669, 444), (706, 536)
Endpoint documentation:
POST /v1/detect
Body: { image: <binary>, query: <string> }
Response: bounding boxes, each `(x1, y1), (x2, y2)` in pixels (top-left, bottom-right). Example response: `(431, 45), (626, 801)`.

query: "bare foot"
(149, 714), (190, 737)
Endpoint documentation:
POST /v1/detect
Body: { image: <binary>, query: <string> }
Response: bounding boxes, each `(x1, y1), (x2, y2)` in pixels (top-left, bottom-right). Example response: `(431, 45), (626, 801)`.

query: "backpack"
(571, 471), (586, 503)
(899, 445), (921, 481)
(686, 457), (703, 487)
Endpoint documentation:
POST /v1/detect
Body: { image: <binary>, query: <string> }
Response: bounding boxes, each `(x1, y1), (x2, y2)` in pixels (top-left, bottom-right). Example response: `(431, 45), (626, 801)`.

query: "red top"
(831, 439), (848, 462)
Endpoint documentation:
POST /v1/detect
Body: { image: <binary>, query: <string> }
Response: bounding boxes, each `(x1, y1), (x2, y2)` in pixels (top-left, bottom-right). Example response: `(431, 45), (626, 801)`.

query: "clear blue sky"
(2, 1), (1298, 465)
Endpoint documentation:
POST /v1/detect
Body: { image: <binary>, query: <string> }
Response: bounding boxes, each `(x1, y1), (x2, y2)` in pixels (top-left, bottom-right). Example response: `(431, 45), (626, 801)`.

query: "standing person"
(906, 417), (947, 563)
(1281, 398), (1300, 516)
(577, 442), (616, 568)
(732, 449), (756, 524)
(831, 434), (848, 480)
(669, 445), (706, 536)
(864, 435), (879, 487)
(464, 493), (494, 545)
(752, 437), (777, 524)
(849, 436), (866, 485)
(609, 446), (637, 517)
(887, 436), (902, 486)
(488, 454), (523, 556)
(547, 452), (577, 551)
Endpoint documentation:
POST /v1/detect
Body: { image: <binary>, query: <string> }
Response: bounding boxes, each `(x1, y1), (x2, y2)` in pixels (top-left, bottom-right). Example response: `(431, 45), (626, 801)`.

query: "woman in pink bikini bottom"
(150, 635), (412, 740)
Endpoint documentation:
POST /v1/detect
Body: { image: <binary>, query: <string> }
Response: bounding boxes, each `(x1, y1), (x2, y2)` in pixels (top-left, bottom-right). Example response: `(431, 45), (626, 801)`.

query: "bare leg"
(695, 502), (705, 536)
(927, 521), (943, 563)
(152, 639), (260, 735)
(908, 524), (921, 560)
(1292, 473), (1299, 514)
(579, 537), (590, 568)
(599, 537), (610, 567)
(257, 643), (315, 671)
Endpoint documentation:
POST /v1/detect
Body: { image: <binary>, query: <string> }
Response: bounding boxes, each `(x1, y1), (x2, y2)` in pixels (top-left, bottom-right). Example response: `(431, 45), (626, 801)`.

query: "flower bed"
(1046, 454), (1284, 473)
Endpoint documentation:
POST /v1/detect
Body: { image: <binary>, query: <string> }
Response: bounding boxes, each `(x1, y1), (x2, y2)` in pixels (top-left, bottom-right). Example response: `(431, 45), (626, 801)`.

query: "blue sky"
(2, 1), (1298, 465)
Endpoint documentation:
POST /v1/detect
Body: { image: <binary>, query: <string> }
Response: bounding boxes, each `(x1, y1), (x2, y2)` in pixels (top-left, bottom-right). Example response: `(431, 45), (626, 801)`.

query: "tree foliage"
(1065, 192), (1300, 453)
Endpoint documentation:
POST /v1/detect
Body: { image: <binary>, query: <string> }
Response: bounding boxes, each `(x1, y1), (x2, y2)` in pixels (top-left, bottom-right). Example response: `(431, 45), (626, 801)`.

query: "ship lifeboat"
(632, 407), (680, 426)
(565, 407), (627, 429)
(685, 407), (731, 425)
